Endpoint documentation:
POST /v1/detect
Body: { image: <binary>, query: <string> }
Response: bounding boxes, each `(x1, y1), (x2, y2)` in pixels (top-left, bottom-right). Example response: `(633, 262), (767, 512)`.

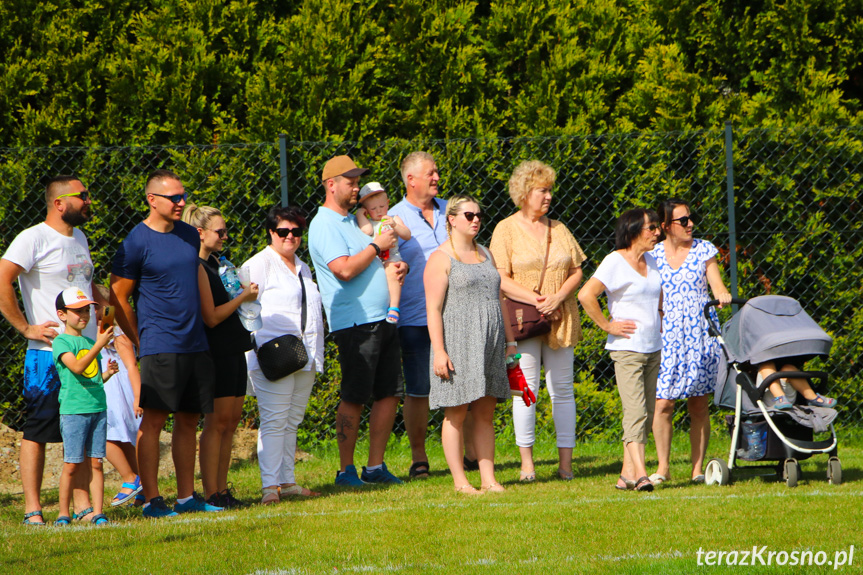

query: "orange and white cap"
(55, 287), (97, 310)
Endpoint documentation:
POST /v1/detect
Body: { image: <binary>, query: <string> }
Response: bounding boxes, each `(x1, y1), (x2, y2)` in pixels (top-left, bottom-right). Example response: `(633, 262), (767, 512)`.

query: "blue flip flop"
(111, 476), (143, 507)
(54, 515), (72, 526)
(90, 513), (110, 526)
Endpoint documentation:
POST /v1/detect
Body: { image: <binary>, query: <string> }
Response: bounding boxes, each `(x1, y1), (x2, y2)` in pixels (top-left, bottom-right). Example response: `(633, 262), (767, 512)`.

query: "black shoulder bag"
(254, 271), (309, 381)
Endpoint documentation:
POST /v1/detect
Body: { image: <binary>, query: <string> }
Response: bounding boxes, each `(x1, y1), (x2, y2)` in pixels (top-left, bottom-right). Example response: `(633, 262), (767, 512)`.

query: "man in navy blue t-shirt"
(111, 169), (220, 518)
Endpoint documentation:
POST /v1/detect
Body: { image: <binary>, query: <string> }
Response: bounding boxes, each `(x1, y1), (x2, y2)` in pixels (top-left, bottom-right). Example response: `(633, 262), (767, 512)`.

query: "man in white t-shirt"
(0, 175), (105, 525)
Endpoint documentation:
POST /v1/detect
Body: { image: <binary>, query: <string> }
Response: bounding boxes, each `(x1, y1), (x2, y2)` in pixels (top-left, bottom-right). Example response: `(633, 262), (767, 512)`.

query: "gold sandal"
(454, 484), (483, 495)
(482, 482), (505, 493)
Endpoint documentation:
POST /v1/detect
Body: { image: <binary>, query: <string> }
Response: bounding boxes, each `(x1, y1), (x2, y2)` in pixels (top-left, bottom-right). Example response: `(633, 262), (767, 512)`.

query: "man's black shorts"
(332, 320), (404, 404)
(139, 351), (215, 414)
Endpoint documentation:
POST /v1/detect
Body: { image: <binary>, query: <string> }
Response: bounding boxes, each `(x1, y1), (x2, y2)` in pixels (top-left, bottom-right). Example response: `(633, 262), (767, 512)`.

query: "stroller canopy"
(721, 295), (832, 365)
(715, 296), (832, 411)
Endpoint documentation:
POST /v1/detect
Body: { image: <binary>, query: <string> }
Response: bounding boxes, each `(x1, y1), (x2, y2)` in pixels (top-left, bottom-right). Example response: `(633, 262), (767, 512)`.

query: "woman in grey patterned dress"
(424, 195), (516, 494)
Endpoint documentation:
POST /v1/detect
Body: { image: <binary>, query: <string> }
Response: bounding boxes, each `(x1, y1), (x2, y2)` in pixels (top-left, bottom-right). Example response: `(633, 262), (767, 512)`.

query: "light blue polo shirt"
(388, 197), (448, 326)
(308, 206), (389, 332)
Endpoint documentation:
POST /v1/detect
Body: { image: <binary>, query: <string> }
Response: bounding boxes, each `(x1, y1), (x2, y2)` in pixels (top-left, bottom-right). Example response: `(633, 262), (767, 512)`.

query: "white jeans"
(513, 338), (576, 449)
(249, 365), (316, 487)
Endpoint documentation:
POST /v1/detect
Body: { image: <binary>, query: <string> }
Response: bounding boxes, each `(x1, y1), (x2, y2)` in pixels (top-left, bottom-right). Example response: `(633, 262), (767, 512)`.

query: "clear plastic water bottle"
(738, 421), (766, 460)
(218, 257), (262, 331)
(218, 256), (243, 299)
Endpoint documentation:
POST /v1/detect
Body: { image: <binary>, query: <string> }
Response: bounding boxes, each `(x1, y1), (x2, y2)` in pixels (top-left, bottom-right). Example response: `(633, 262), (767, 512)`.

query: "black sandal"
(635, 476), (654, 492)
(463, 456), (479, 471)
(409, 461), (430, 479)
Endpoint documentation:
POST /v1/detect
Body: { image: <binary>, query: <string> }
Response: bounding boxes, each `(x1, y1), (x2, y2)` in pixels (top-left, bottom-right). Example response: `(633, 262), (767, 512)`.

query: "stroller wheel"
(827, 457), (842, 485)
(784, 459), (799, 488)
(705, 458), (730, 486)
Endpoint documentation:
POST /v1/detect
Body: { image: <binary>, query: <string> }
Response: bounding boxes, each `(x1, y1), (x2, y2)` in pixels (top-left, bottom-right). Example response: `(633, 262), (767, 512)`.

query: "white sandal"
(261, 487), (280, 505)
(279, 484), (321, 497)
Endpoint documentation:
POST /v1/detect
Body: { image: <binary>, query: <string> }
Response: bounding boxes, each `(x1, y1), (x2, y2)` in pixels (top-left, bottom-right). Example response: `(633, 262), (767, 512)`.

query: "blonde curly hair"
(508, 160), (555, 208)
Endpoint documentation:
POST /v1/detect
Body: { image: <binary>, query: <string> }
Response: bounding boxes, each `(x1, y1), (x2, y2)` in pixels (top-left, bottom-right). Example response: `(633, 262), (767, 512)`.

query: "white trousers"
(249, 365), (316, 487)
(513, 338), (576, 449)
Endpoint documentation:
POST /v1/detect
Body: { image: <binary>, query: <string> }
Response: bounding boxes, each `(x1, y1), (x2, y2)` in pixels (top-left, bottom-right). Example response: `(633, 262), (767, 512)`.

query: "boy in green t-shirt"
(52, 287), (119, 526)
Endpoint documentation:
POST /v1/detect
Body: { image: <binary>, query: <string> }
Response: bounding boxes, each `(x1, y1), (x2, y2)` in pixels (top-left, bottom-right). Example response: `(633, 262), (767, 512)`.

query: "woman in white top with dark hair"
(578, 208), (663, 492)
(243, 205), (325, 505)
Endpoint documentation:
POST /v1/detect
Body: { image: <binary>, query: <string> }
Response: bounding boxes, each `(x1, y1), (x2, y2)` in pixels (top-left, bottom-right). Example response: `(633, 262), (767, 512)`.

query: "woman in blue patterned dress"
(649, 199), (731, 485)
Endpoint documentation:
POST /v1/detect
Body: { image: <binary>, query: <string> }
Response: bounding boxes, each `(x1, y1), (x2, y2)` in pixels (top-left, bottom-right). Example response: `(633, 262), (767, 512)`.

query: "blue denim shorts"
(398, 326), (431, 398)
(60, 411), (107, 463)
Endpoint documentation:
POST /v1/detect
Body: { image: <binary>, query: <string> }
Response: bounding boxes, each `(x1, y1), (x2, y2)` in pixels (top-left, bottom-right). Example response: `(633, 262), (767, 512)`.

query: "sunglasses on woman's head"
(671, 215), (695, 227)
(274, 227), (303, 238)
(461, 211), (482, 222)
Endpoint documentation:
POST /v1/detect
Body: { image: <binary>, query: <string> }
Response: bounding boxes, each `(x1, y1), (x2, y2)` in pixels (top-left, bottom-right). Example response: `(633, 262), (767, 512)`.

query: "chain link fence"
(1, 126), (861, 445)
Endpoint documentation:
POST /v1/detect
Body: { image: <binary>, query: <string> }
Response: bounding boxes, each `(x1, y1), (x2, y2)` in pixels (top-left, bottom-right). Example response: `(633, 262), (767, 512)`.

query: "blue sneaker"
(142, 496), (178, 519)
(361, 462), (403, 484)
(335, 464), (367, 487)
(173, 492), (224, 513)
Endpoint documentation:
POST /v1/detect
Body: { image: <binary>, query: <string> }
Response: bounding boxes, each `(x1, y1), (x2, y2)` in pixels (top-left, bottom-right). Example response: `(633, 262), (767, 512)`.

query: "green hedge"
(1, 0), (861, 148)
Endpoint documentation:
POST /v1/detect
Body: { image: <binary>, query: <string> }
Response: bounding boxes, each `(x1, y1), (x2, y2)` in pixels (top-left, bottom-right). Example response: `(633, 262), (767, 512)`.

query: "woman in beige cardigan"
(490, 161), (586, 481)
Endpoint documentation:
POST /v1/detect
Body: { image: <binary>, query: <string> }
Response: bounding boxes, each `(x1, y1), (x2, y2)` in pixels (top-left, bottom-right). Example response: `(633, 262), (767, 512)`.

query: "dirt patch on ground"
(0, 423), (261, 495)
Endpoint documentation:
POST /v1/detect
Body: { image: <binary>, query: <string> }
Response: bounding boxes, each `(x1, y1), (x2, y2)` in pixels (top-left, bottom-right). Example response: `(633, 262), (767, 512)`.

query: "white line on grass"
(8, 488), (863, 538)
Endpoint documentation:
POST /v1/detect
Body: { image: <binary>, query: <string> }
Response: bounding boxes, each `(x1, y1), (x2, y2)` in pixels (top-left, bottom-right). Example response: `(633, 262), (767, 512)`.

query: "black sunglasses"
(643, 224), (660, 232)
(671, 215), (696, 227)
(461, 211), (482, 222)
(150, 192), (187, 205)
(274, 227), (303, 238)
(210, 228), (228, 239)
(56, 190), (90, 202)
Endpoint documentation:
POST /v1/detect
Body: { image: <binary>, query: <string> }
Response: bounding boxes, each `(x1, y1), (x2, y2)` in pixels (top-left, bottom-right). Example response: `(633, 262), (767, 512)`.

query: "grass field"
(1, 431), (861, 574)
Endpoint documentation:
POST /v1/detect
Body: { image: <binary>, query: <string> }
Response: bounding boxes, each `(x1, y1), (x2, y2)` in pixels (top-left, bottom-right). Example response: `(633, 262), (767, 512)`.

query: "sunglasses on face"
(150, 192), (187, 204)
(210, 228), (228, 239)
(461, 211), (482, 222)
(643, 224), (660, 233)
(273, 227), (303, 238)
(56, 191), (90, 202)
(671, 215), (696, 227)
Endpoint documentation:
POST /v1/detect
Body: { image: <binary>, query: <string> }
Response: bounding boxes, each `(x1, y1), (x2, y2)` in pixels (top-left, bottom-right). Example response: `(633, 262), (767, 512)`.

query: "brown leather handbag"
(503, 221), (552, 341)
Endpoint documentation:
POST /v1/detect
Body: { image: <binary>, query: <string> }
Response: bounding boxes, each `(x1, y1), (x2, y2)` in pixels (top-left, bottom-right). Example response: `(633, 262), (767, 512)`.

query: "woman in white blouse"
(244, 206), (325, 504)
(578, 208), (663, 493)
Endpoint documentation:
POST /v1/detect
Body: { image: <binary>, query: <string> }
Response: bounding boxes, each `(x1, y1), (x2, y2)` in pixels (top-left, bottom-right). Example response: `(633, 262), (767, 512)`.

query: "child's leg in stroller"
(778, 364), (837, 406)
(651, 399), (675, 479)
(687, 395), (711, 479)
(759, 362), (836, 407)
(759, 362), (790, 401)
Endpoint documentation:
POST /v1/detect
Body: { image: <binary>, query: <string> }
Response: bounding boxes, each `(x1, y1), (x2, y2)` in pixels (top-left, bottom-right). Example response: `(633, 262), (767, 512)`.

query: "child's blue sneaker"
(335, 464), (366, 487)
(173, 492), (224, 513)
(807, 393), (837, 408)
(772, 395), (793, 410)
(361, 462), (403, 484)
(142, 496), (178, 519)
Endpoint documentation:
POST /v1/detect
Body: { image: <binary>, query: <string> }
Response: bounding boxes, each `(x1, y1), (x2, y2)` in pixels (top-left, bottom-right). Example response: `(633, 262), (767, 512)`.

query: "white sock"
(365, 464), (382, 472)
(176, 495), (193, 505)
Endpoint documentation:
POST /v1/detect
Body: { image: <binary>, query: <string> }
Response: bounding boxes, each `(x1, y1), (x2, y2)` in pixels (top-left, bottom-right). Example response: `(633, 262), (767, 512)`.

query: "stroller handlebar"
(703, 298), (749, 337)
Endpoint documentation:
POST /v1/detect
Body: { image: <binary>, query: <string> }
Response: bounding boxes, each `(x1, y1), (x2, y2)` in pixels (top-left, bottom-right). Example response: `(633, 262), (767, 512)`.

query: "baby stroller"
(702, 295), (841, 487)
